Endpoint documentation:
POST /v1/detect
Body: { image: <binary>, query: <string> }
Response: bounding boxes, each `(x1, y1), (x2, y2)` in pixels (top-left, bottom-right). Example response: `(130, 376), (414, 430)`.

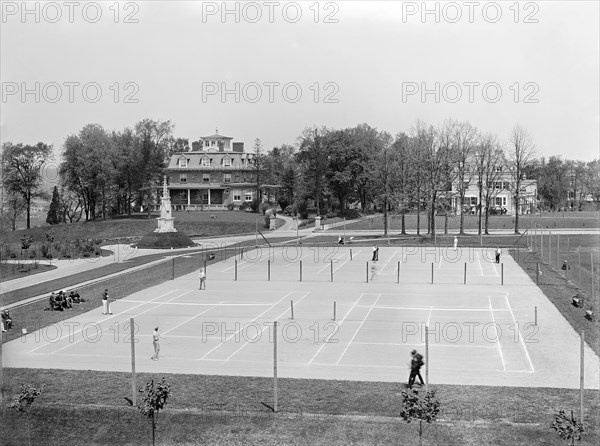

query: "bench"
(572, 297), (582, 307)
(585, 308), (595, 320)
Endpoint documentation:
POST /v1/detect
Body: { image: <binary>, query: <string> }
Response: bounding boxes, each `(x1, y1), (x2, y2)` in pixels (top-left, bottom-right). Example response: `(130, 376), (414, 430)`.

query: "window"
(178, 158), (188, 168)
(235, 174), (240, 182)
(201, 158), (210, 167)
(245, 193), (253, 202)
(495, 166), (503, 173)
(233, 194), (241, 201)
(179, 174), (187, 183)
(495, 197), (502, 206)
(495, 182), (501, 189)
(203, 174), (210, 183)
(503, 182), (510, 190)
(223, 158), (231, 167)
(223, 173), (231, 183)
(469, 197), (478, 206)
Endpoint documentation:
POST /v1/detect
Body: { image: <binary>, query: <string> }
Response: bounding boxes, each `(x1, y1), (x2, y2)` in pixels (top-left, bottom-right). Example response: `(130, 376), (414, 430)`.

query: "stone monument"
(155, 176), (176, 233)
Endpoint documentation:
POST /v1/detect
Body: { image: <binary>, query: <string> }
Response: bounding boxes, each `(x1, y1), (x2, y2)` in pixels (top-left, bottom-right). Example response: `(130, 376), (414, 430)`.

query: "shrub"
(226, 203), (235, 210)
(28, 249), (37, 259)
(40, 244), (49, 258)
(94, 238), (103, 245)
(94, 247), (102, 256)
(296, 200), (309, 219)
(10, 252), (17, 259)
(250, 198), (260, 212)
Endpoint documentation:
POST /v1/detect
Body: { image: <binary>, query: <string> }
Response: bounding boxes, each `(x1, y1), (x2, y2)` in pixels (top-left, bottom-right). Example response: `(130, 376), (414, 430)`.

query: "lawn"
(1, 368), (599, 445)
(0, 211), (284, 246)
(344, 211), (600, 232)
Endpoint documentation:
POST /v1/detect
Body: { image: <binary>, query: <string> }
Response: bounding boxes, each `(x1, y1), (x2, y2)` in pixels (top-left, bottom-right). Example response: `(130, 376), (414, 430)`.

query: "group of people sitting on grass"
(1, 310), (13, 332)
(47, 290), (86, 311)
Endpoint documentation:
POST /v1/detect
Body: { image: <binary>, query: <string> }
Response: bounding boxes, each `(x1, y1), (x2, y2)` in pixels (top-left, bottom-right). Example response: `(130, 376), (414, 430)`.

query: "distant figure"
(338, 236), (345, 245)
(495, 247), (501, 264)
(408, 349), (425, 389)
(198, 267), (206, 290)
(372, 245), (379, 261)
(453, 236), (458, 250)
(370, 262), (377, 281)
(102, 289), (112, 315)
(561, 260), (570, 271)
(151, 327), (160, 360)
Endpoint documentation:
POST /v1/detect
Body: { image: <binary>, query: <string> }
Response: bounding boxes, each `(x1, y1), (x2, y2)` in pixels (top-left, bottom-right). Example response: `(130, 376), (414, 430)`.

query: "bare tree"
(479, 137), (506, 234)
(508, 125), (536, 234)
(452, 121), (479, 234)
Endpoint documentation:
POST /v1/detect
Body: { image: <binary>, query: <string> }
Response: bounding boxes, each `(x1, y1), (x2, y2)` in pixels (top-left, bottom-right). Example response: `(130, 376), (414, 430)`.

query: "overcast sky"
(1, 1), (599, 164)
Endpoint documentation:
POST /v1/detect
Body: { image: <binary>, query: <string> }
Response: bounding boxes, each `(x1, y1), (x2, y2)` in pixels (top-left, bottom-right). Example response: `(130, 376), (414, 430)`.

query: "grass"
(1, 368), (599, 445)
(0, 211), (284, 246)
(511, 234), (600, 357)
(344, 211), (600, 232)
(0, 237), (297, 343)
(0, 262), (57, 282)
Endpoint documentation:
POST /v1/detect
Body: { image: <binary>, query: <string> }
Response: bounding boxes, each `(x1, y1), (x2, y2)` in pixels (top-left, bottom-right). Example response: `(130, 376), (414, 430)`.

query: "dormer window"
(178, 158), (188, 168)
(202, 158), (210, 167)
(223, 158), (231, 167)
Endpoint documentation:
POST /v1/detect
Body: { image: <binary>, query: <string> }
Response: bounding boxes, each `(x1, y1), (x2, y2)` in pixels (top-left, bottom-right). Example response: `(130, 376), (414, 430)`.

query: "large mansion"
(161, 131), (276, 211)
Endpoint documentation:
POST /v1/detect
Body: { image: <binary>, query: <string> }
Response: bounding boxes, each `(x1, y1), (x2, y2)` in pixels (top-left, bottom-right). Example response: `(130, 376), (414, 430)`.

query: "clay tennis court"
(3, 247), (599, 389)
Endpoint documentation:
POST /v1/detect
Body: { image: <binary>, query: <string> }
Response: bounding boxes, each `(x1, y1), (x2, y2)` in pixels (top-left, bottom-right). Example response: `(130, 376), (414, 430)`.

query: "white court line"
(161, 304), (218, 336)
(50, 290), (193, 354)
(355, 305), (509, 312)
(200, 291), (295, 360)
(379, 249), (399, 275)
(308, 292), (367, 365)
(491, 262), (499, 277)
(120, 300), (271, 307)
(335, 293), (382, 365)
(488, 296), (506, 372)
(504, 294), (535, 372)
(224, 292), (311, 361)
(353, 341), (497, 349)
(476, 251), (484, 276)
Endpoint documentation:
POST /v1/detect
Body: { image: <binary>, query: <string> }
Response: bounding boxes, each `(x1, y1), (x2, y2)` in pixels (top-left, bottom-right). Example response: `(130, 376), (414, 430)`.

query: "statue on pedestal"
(155, 176), (176, 233)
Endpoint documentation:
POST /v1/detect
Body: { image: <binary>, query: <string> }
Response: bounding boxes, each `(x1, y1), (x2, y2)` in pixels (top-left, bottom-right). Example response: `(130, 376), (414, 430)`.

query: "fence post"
(235, 260), (238, 281)
(300, 260), (303, 282)
(172, 257), (175, 280)
(330, 260), (333, 282)
(431, 262), (434, 284)
(397, 261), (400, 284)
(501, 263), (504, 285)
(464, 262), (467, 285)
(333, 301), (336, 321)
(290, 300), (294, 319)
(268, 260), (271, 281)
(366, 262), (369, 283)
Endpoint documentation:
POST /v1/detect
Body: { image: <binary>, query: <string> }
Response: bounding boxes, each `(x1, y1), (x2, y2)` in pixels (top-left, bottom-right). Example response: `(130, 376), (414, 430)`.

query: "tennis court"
(3, 247), (599, 389)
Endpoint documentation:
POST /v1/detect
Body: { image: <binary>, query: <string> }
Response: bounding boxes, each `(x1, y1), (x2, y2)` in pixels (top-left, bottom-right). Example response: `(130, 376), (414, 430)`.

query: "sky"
(1, 0), (599, 167)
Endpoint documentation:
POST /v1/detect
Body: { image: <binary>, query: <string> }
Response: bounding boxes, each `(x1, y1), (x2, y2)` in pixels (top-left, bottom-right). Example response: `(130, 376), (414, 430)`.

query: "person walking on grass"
(151, 327), (160, 360)
(495, 246), (501, 264)
(453, 236), (458, 250)
(408, 349), (425, 389)
(102, 289), (112, 315)
(198, 267), (206, 290)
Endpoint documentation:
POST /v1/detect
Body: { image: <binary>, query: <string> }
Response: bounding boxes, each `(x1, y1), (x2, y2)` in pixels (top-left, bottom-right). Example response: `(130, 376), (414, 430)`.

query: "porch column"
(208, 188), (211, 205)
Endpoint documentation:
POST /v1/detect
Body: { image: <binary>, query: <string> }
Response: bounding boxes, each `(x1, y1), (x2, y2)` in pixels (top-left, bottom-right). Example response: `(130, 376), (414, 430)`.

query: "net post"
(431, 262), (434, 284)
(464, 262), (467, 285)
(330, 260), (333, 282)
(501, 263), (504, 285)
(273, 321), (278, 413)
(130, 317), (136, 406)
(534, 305), (537, 326)
(366, 262), (369, 283)
(397, 261), (400, 284)
(580, 329), (585, 426)
(333, 301), (336, 321)
(290, 300), (294, 319)
(235, 260), (238, 281)
(350, 249), (353, 261)
(299, 260), (302, 282)
(268, 260), (271, 281)
(172, 257), (175, 280)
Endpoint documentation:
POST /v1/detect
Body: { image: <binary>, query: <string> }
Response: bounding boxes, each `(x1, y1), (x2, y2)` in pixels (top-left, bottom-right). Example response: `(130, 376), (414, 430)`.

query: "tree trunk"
(26, 191), (31, 229)
(401, 211), (406, 235)
(459, 193), (465, 235)
(383, 197), (388, 236)
(444, 213), (448, 235)
(484, 208), (490, 235)
(478, 185), (483, 235)
(416, 187), (421, 236)
(514, 191), (520, 234)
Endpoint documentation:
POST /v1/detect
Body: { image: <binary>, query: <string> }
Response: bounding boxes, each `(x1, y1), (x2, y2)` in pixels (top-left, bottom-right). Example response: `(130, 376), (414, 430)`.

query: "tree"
(475, 133), (505, 234)
(451, 121), (479, 234)
(253, 138), (264, 204)
(551, 410), (586, 446)
(134, 119), (174, 218)
(59, 187), (83, 223)
(390, 133), (411, 234)
(0, 188), (27, 231)
(296, 127), (330, 216)
(399, 388), (441, 446)
(8, 383), (44, 446)
(1, 142), (53, 229)
(538, 156), (569, 211)
(508, 125), (536, 234)
(45, 185), (61, 224)
(137, 378), (171, 446)
(586, 159), (600, 210)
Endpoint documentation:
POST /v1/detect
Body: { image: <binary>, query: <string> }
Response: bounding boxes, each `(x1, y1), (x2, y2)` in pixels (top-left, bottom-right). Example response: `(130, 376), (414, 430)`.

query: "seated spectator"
(59, 291), (72, 310)
(1, 310), (13, 331)
(70, 290), (85, 303)
(49, 293), (63, 311)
